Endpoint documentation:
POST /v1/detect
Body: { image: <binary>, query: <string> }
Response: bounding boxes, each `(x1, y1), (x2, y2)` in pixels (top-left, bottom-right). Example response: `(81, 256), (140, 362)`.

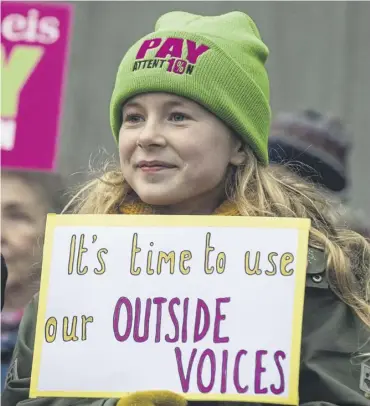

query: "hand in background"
(117, 391), (188, 406)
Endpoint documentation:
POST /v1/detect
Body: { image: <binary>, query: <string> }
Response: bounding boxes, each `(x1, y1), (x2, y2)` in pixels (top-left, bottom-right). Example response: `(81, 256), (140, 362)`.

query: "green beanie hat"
(110, 11), (271, 164)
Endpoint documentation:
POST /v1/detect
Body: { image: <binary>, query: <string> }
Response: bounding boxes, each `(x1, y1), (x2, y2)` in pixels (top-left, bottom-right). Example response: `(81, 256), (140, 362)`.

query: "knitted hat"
(110, 11), (271, 164)
(268, 110), (351, 192)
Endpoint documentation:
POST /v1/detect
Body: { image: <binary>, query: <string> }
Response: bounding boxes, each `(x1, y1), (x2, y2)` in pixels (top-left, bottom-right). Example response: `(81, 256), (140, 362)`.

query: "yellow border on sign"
(30, 214), (57, 397)
(30, 214), (310, 405)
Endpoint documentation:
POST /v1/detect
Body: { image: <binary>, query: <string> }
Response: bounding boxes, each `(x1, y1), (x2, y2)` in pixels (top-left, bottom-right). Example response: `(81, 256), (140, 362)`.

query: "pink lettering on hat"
(133, 37), (210, 76)
(136, 38), (162, 59)
(155, 38), (183, 59)
(186, 40), (209, 64)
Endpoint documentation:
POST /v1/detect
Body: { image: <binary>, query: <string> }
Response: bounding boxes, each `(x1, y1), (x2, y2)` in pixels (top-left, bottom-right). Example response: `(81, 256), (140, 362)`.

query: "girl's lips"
(140, 166), (175, 173)
(136, 160), (177, 172)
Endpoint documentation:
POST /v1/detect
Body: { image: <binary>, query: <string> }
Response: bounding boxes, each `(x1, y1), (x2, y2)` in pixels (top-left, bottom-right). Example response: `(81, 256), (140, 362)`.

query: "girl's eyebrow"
(123, 101), (142, 112)
(163, 100), (188, 109)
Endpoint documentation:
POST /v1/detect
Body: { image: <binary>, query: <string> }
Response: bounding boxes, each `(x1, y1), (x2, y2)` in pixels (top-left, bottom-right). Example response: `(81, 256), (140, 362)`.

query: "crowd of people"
(1, 8), (370, 406)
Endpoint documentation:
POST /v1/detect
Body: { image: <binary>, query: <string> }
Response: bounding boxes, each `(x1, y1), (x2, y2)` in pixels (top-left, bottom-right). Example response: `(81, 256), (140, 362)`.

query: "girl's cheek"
(119, 135), (136, 157)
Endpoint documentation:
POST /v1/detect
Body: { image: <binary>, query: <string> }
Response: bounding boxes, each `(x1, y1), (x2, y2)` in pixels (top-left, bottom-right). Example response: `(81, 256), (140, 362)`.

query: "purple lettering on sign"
(194, 299), (210, 343)
(197, 349), (216, 393)
(153, 297), (167, 343)
(234, 350), (248, 393)
(136, 38), (162, 59)
(133, 298), (151, 343)
(175, 347), (197, 392)
(214, 297), (230, 343)
(181, 298), (189, 343)
(186, 40), (210, 64)
(271, 350), (286, 394)
(113, 297), (132, 342)
(165, 297), (180, 343)
(220, 349), (228, 393)
(255, 350), (268, 394)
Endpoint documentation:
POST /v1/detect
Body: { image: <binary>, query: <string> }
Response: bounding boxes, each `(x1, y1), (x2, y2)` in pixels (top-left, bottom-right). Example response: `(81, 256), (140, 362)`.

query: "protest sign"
(1, 2), (73, 171)
(30, 214), (310, 405)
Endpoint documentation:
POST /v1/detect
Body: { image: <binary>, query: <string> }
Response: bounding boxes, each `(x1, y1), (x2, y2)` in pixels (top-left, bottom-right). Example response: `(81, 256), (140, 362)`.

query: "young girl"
(2, 10), (369, 406)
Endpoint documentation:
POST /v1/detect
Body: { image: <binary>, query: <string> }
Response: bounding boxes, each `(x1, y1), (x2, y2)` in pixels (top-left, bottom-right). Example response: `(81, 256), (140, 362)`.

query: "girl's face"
(118, 93), (245, 213)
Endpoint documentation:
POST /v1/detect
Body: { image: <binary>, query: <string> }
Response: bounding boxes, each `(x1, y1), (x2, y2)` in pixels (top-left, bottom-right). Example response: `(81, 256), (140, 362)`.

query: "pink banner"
(1, 2), (73, 171)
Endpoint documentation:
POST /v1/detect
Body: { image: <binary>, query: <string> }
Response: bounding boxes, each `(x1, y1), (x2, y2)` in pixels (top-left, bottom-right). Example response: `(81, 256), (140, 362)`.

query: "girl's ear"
(230, 140), (247, 166)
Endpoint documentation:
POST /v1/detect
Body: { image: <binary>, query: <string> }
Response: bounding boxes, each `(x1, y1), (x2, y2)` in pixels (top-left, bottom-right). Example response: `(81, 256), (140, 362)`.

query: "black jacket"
(1, 254), (8, 311)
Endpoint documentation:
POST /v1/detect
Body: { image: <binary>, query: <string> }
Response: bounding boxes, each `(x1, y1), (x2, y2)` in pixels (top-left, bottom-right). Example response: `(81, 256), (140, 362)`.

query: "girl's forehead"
(124, 92), (194, 109)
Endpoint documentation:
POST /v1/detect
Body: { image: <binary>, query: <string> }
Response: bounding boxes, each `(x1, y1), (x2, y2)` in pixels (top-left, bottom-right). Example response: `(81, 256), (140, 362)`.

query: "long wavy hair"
(64, 148), (370, 327)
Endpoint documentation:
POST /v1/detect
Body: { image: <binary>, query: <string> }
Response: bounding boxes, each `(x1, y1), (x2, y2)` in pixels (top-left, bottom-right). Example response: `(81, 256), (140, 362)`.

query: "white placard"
(30, 214), (310, 405)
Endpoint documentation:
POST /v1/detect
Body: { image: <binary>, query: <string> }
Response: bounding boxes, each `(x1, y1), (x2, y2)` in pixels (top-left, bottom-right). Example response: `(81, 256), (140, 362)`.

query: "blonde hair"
(64, 149), (370, 327)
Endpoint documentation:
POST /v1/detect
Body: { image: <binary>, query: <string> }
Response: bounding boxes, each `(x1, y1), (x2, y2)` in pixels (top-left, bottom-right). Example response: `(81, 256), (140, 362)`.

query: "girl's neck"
(155, 197), (223, 215)
(121, 193), (239, 217)
(127, 184), (227, 215)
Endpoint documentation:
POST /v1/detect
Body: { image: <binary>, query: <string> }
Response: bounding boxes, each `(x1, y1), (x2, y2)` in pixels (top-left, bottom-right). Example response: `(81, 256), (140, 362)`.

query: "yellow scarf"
(119, 200), (240, 216)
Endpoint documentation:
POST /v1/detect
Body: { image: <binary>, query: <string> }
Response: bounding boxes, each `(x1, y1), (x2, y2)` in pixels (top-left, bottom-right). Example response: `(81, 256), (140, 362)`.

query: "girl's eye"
(169, 112), (189, 122)
(124, 114), (144, 123)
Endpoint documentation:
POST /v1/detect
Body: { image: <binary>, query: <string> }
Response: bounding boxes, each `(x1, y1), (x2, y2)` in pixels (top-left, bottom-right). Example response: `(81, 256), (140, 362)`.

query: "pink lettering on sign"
(112, 296), (287, 395)
(234, 350), (248, 393)
(1, 2), (73, 171)
(255, 350), (268, 394)
(271, 351), (286, 394)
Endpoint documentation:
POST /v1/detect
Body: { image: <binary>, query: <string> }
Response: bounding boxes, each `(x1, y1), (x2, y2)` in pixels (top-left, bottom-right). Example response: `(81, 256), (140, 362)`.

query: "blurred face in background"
(1, 173), (49, 297)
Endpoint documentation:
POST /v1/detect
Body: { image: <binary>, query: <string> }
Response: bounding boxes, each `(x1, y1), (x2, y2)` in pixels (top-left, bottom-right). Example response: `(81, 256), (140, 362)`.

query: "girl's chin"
(138, 195), (180, 206)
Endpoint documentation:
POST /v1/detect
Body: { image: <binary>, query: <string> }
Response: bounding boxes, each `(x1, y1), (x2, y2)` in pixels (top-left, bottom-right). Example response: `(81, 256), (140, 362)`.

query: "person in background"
(268, 109), (370, 238)
(2, 10), (370, 406)
(0, 170), (65, 391)
(1, 254), (8, 311)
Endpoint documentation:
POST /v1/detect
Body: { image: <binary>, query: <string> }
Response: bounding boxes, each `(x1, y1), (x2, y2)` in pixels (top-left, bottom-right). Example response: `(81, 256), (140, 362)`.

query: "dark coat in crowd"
(1, 254), (7, 311)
